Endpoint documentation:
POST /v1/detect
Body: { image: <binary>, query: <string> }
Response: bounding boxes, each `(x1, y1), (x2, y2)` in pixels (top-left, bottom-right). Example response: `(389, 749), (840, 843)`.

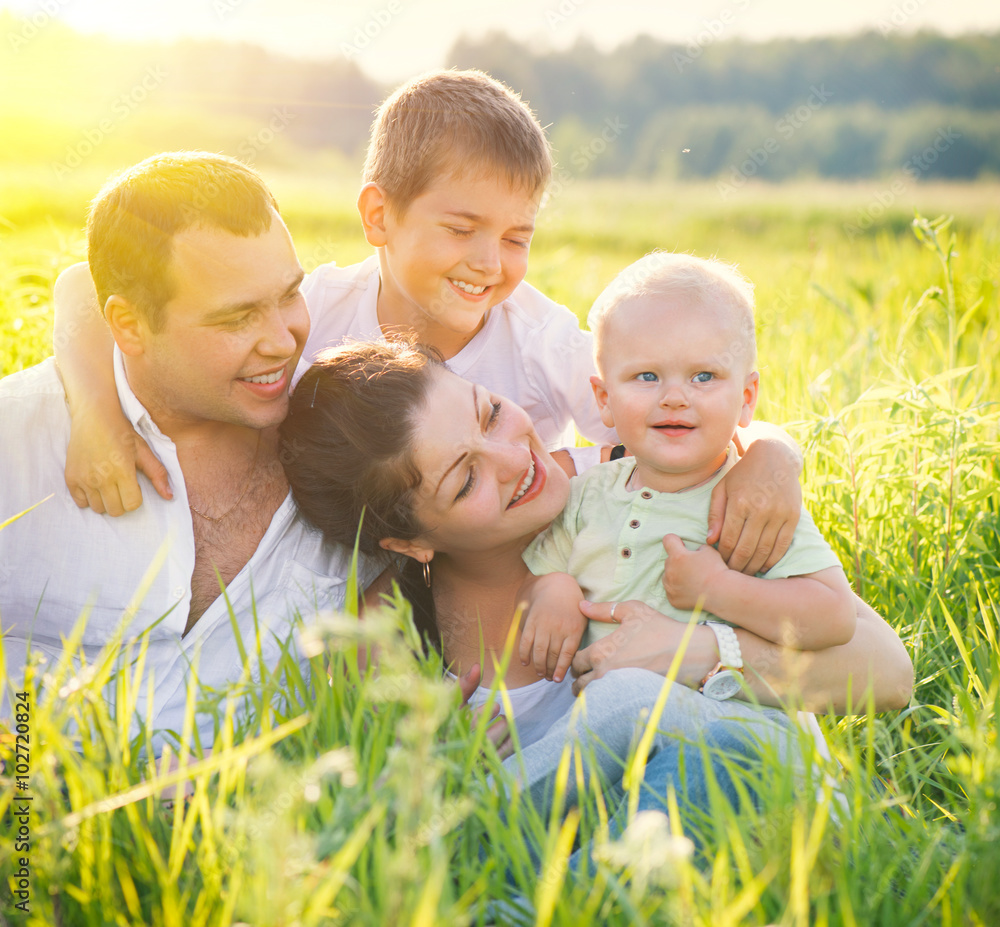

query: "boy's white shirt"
(296, 257), (618, 450)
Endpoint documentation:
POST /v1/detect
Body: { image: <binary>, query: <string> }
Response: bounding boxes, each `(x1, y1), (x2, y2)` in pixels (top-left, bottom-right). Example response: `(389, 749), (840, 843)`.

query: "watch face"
(703, 670), (742, 700)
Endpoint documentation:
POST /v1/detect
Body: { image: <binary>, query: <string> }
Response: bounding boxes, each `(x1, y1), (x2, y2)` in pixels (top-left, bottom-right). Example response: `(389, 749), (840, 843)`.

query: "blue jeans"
(499, 668), (800, 863)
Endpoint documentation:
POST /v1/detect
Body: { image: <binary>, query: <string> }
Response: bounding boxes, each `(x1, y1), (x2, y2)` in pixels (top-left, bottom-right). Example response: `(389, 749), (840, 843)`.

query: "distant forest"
(6, 20), (999, 180)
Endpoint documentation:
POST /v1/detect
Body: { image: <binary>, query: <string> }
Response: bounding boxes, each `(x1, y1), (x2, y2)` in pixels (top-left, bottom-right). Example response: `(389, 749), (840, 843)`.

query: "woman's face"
(399, 367), (570, 556)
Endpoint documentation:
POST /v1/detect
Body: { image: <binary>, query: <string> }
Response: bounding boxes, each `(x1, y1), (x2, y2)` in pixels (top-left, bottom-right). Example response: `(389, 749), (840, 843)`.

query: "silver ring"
(609, 602), (618, 622)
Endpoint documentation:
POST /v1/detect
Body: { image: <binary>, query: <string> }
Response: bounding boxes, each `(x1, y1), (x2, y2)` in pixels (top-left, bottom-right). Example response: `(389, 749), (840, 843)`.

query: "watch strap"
(704, 621), (743, 670)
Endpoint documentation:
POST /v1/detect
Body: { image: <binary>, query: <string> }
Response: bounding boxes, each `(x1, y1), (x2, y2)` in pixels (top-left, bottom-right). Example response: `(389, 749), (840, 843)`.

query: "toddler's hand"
(517, 572), (587, 682)
(662, 534), (728, 611)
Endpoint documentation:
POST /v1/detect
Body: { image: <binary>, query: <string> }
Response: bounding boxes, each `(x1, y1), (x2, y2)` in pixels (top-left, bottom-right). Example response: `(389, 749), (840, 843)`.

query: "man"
(0, 152), (368, 751)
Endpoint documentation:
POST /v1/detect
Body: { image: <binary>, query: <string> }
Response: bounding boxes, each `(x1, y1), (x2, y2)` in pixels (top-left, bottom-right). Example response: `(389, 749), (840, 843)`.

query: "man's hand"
(661, 534), (728, 611)
(517, 572), (587, 682)
(458, 663), (512, 759)
(570, 600), (718, 696)
(65, 407), (172, 516)
(707, 438), (801, 575)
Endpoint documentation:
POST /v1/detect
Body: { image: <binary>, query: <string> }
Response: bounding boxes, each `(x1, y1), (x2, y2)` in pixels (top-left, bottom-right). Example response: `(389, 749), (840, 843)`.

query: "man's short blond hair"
(363, 69), (552, 215)
(588, 251), (757, 372)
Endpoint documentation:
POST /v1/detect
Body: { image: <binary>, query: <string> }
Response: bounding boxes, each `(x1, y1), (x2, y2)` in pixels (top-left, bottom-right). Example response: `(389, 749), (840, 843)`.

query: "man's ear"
(590, 375), (615, 430)
(739, 370), (760, 428)
(379, 536), (433, 563)
(357, 183), (389, 248)
(104, 295), (148, 357)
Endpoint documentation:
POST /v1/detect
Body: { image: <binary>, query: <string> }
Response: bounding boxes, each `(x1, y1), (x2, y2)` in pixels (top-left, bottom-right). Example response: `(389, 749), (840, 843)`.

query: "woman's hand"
(458, 664), (513, 759)
(709, 436), (802, 574)
(570, 600), (719, 696)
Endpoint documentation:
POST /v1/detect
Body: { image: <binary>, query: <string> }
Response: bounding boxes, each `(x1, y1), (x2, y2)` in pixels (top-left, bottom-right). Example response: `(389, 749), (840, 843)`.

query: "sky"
(3, 0), (998, 83)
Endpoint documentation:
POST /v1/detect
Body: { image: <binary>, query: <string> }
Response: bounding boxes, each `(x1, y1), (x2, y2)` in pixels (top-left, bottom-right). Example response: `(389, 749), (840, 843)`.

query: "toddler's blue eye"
(636, 372), (658, 382)
(693, 372), (714, 383)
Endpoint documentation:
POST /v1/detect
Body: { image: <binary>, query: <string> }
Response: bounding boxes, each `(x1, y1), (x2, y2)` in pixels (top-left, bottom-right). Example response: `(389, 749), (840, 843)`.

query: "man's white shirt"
(0, 351), (367, 750)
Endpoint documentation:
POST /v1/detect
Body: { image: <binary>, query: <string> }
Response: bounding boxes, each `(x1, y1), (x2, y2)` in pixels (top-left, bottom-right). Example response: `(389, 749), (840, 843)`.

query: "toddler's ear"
(590, 375), (615, 429)
(357, 183), (388, 247)
(739, 371), (760, 427)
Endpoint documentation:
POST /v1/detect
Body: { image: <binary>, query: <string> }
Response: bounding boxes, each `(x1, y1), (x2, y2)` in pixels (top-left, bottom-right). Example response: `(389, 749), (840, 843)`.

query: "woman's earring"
(422, 560), (432, 588)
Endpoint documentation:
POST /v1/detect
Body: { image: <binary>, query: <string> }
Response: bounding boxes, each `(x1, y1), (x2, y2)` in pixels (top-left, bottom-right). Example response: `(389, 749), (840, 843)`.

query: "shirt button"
(172, 586), (185, 598)
(621, 548), (632, 559)
(641, 491), (652, 500)
(629, 519), (640, 528)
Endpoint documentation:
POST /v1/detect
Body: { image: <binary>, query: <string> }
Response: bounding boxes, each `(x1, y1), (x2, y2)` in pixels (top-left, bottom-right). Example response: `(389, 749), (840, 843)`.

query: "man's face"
(130, 211), (309, 432)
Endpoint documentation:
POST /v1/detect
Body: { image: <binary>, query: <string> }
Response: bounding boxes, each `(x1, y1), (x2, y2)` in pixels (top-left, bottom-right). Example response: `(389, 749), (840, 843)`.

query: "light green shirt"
(523, 446), (843, 647)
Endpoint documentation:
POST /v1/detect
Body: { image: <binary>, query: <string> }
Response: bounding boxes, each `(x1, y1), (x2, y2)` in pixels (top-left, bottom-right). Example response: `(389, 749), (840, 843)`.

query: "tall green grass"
(1, 179), (998, 924)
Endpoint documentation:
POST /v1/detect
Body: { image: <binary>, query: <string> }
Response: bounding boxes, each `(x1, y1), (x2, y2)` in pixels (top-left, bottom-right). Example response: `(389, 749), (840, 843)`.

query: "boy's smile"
(360, 167), (541, 359)
(591, 293), (759, 494)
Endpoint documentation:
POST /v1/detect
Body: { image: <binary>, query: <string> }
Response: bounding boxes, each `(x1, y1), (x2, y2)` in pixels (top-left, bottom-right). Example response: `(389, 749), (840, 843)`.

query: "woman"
(279, 340), (912, 811)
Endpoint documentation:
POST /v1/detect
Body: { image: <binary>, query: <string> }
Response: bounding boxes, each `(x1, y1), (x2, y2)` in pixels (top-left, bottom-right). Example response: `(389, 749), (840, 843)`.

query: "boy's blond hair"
(363, 69), (552, 215)
(588, 251), (757, 372)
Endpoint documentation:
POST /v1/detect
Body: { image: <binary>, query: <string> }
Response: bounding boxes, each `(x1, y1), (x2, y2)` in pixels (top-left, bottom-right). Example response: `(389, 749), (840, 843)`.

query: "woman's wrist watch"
(698, 621), (744, 700)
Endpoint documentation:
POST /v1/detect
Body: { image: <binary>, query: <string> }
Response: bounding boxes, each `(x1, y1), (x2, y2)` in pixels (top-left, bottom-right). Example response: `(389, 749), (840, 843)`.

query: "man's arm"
(661, 534), (857, 649)
(52, 262), (170, 515)
(572, 594), (913, 713)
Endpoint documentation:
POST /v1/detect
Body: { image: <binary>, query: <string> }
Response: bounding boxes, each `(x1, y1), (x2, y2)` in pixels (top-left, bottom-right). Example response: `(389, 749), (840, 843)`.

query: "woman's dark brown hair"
(279, 339), (441, 646)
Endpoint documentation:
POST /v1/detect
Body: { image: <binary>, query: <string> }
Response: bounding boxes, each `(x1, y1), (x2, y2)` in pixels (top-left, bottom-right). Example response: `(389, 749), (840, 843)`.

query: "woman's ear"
(379, 536), (433, 563)
(357, 183), (389, 248)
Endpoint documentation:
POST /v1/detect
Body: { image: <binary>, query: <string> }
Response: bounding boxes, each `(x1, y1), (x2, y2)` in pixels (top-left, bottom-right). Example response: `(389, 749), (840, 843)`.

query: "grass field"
(1, 170), (998, 925)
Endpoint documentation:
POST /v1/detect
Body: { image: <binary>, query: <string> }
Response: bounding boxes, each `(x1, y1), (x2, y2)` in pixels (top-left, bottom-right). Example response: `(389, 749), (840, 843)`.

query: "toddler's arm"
(53, 263), (171, 515)
(711, 422), (803, 575)
(661, 534), (856, 649)
(516, 571), (588, 683)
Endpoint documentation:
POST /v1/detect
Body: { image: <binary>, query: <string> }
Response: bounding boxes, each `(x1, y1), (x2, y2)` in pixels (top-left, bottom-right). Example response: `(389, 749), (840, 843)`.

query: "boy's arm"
(661, 534), (857, 649)
(53, 262), (170, 515)
(711, 422), (803, 575)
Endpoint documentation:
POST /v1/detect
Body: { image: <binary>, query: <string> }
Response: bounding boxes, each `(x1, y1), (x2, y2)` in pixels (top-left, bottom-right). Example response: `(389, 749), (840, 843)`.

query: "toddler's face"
(592, 293), (758, 492)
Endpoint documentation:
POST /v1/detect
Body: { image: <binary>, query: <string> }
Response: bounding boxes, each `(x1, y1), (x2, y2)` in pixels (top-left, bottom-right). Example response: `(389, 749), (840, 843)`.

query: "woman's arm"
(52, 262), (170, 514)
(572, 594), (912, 713)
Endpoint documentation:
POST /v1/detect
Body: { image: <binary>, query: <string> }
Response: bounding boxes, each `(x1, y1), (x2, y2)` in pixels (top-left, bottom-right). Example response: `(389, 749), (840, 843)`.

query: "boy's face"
(591, 293), (759, 493)
(365, 167), (541, 355)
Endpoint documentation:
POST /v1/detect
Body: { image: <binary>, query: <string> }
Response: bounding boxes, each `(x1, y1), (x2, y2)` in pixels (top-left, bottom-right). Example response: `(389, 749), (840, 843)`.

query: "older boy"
(524, 252), (857, 699)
